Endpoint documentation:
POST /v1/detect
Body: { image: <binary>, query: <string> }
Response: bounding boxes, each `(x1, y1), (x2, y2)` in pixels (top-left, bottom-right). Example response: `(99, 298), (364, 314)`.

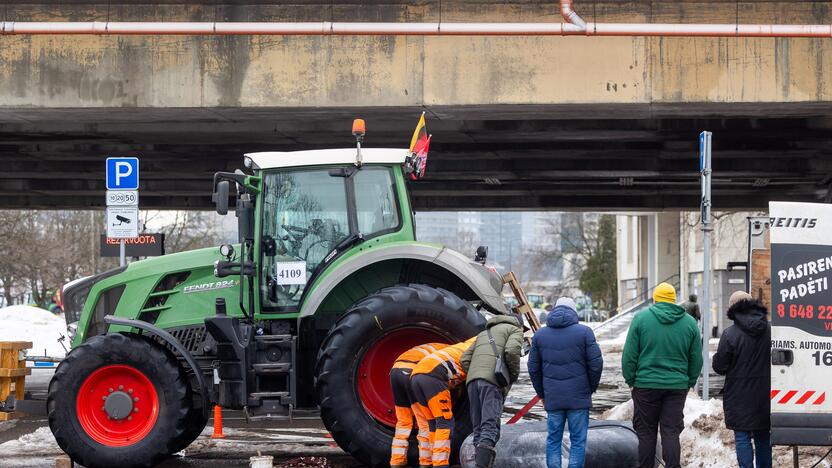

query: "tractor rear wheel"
(47, 333), (191, 468)
(315, 284), (486, 467)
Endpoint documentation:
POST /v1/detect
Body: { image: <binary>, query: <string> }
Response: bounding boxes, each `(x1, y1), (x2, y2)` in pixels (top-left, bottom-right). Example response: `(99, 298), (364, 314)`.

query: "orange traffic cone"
(211, 405), (225, 439)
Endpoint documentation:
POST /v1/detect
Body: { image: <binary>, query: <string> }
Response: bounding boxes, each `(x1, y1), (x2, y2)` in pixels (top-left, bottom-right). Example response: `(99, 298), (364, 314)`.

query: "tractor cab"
(249, 148), (410, 312)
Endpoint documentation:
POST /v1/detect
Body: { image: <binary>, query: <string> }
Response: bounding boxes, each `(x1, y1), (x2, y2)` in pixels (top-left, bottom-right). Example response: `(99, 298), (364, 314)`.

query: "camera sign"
(106, 190), (139, 206)
(106, 206), (139, 239)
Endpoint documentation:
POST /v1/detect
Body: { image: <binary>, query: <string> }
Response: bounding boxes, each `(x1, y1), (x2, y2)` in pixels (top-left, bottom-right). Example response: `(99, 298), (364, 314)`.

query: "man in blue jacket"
(528, 297), (603, 468)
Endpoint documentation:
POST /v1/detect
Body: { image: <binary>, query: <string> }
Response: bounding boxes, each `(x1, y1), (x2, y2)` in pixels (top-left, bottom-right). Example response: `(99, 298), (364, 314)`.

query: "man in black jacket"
(713, 291), (771, 468)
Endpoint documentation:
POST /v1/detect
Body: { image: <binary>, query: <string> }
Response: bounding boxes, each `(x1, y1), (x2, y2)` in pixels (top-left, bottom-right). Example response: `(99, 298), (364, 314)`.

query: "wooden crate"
(0, 341), (32, 421)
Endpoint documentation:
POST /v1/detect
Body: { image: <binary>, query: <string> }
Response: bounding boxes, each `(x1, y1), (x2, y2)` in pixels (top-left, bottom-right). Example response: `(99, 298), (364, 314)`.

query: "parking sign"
(106, 157), (139, 190)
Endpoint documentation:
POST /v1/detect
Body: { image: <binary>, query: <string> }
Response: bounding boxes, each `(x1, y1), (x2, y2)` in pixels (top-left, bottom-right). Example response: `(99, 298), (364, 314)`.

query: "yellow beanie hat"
(653, 282), (677, 304)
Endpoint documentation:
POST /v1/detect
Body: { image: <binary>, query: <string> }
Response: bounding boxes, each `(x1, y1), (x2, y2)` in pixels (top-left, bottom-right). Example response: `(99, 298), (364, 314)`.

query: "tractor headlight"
(67, 321), (78, 342)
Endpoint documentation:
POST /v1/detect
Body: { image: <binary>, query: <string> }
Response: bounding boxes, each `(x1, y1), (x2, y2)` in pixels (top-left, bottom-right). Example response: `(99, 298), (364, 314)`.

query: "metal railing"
(593, 274), (681, 335)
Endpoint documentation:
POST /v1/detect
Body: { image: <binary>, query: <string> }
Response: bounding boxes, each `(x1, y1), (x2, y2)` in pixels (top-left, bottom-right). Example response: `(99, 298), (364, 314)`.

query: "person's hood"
(487, 314), (522, 329)
(649, 301), (688, 324)
(727, 299), (768, 337)
(546, 305), (579, 328)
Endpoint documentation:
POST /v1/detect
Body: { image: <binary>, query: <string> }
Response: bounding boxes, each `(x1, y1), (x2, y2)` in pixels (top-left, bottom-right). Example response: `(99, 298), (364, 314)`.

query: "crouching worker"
(460, 314), (524, 468)
(411, 338), (476, 468)
(389, 343), (450, 467)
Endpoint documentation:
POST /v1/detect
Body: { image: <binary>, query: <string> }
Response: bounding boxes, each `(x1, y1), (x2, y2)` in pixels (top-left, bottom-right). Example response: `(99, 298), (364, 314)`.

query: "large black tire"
(48, 333), (191, 468)
(168, 399), (209, 454)
(315, 284), (486, 467)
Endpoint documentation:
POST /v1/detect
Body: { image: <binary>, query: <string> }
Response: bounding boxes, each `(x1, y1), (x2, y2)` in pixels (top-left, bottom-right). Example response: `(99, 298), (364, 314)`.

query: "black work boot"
(474, 444), (496, 468)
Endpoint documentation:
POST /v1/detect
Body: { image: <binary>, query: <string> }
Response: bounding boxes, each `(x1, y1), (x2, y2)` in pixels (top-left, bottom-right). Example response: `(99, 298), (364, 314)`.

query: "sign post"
(105, 157), (140, 267)
(700, 131), (713, 400)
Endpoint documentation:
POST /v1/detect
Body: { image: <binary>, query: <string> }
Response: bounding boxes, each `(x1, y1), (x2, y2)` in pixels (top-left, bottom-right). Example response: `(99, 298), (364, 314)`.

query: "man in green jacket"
(460, 314), (524, 468)
(622, 282), (702, 468)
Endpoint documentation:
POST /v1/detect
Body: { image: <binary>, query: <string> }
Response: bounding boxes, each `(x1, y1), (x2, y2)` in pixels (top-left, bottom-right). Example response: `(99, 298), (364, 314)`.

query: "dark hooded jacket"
(712, 299), (771, 431)
(527, 305), (603, 410)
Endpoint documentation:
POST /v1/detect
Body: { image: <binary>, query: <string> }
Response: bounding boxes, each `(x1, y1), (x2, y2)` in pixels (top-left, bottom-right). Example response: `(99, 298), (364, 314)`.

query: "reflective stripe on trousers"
(411, 374), (454, 468)
(432, 416), (453, 467)
(412, 402), (433, 466)
(390, 366), (416, 466)
(390, 405), (413, 466)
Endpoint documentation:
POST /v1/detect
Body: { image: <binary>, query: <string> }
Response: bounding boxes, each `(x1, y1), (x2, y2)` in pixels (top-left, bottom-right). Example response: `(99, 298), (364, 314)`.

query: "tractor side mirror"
(213, 180), (230, 215)
(474, 245), (488, 264)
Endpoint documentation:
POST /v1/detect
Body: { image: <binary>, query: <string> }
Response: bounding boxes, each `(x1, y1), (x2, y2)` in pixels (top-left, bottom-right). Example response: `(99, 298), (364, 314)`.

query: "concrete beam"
(1, 2), (832, 110)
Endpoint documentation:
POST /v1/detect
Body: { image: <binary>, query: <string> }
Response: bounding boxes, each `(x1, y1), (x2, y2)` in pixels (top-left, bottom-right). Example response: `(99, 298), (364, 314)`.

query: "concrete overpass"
(2, 0), (832, 210)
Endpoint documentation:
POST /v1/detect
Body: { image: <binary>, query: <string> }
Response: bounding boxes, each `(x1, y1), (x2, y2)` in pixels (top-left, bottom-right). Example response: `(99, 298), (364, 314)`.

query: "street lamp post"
(700, 131), (713, 401)
(508, 237), (521, 273)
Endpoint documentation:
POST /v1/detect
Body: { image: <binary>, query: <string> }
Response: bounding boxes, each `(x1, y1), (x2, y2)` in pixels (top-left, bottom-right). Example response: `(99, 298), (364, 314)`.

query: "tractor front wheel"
(48, 333), (191, 468)
(315, 284), (486, 467)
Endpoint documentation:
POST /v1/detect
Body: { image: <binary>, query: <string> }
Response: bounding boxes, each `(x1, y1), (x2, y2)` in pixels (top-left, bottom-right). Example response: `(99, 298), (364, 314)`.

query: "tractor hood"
(70, 245), (239, 346)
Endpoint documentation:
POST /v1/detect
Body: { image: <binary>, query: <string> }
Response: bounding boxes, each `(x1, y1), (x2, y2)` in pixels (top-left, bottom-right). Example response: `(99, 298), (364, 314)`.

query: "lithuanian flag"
(409, 112), (428, 154)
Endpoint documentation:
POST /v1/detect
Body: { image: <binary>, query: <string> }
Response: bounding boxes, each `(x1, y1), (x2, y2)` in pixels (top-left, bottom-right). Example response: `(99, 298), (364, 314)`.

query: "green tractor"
(51, 123), (508, 468)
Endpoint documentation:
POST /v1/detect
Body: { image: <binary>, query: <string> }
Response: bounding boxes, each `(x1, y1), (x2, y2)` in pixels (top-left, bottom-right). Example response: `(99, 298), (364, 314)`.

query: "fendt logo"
(770, 217), (818, 228)
(182, 280), (239, 294)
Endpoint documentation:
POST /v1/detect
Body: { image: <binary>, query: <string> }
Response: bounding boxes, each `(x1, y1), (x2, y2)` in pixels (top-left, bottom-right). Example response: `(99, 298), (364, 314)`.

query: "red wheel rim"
(76, 364), (159, 447)
(357, 327), (450, 427)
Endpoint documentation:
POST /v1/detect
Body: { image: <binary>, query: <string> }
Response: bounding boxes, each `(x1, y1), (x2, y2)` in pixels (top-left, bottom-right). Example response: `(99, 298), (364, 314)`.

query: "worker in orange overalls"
(389, 342), (450, 467)
(411, 337), (477, 468)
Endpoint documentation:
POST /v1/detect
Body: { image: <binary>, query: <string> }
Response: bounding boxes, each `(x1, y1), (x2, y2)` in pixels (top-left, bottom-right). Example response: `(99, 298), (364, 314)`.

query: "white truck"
(768, 202), (832, 446)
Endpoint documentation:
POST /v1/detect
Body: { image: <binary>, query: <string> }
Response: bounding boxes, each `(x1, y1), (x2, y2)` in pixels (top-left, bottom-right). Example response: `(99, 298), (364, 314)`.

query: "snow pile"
(601, 398), (633, 420)
(679, 396), (735, 467)
(0, 305), (67, 358)
(0, 427), (60, 457)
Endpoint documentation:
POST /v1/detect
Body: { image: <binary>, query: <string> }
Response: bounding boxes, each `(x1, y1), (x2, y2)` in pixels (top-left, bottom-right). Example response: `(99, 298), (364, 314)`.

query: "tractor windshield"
(260, 166), (400, 311)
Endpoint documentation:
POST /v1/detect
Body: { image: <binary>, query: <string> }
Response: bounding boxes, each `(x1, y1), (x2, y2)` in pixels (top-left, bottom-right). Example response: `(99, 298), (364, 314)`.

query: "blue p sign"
(106, 157), (139, 190)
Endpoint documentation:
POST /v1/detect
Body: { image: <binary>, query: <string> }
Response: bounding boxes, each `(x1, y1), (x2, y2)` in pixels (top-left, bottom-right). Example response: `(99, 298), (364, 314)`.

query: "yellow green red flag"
(409, 112), (427, 153)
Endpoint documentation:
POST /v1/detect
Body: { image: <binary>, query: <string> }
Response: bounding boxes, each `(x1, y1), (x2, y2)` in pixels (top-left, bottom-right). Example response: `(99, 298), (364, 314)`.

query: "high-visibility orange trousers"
(411, 401), (433, 466)
(389, 367), (433, 466)
(411, 374), (454, 468)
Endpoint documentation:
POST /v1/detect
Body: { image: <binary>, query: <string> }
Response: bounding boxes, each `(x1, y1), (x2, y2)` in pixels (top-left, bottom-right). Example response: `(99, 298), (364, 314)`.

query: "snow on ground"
(602, 394), (832, 468)
(0, 427), (61, 458)
(599, 328), (628, 347)
(0, 305), (67, 359)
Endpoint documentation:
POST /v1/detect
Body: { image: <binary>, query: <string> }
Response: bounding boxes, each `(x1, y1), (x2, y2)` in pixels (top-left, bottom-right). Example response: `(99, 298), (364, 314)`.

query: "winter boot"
(474, 444), (496, 468)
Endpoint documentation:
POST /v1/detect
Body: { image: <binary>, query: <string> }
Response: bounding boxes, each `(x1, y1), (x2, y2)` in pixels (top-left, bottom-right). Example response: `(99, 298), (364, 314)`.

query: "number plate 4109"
(274, 261), (307, 285)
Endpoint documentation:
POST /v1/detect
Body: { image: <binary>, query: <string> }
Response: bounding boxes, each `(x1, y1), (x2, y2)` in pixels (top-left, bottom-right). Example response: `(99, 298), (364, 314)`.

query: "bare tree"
(141, 211), (220, 254)
(528, 213), (617, 309)
(0, 209), (222, 307)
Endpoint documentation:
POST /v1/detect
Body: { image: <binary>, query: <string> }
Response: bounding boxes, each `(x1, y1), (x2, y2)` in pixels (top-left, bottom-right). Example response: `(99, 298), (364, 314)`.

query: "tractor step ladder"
(501, 273), (543, 424)
(0, 341), (32, 421)
(248, 334), (296, 420)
